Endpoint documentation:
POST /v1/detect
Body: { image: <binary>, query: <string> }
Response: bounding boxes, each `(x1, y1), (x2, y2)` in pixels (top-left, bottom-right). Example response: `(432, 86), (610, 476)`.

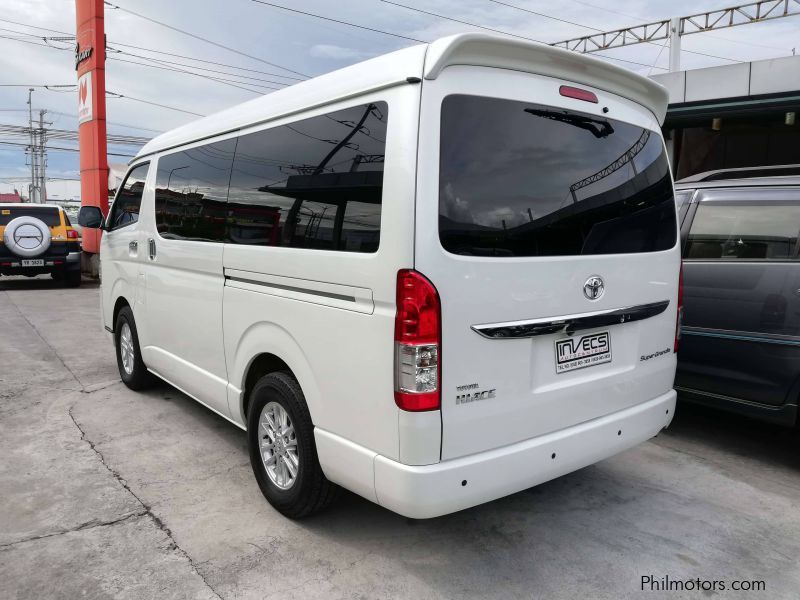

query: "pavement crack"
(0, 512), (146, 549)
(3, 290), (85, 390)
(68, 405), (224, 600)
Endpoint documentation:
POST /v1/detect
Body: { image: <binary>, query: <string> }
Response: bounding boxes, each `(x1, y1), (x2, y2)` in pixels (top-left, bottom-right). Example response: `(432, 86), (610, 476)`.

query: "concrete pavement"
(1, 277), (799, 599)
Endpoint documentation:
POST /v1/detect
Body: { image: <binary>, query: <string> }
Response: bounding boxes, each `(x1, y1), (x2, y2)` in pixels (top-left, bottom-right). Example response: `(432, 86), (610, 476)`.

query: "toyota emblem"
(583, 276), (605, 301)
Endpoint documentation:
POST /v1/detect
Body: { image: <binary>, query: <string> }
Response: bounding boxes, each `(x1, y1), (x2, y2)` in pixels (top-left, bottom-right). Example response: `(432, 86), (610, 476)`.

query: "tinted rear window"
(0, 206), (61, 227)
(439, 95), (677, 257)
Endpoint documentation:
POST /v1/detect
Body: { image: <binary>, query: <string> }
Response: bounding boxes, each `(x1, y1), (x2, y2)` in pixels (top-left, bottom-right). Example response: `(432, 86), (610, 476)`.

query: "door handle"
(148, 238), (157, 260)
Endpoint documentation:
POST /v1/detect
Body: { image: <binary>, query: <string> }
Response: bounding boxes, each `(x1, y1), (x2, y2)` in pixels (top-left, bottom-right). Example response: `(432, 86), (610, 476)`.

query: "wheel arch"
(233, 322), (321, 427)
(111, 295), (131, 332)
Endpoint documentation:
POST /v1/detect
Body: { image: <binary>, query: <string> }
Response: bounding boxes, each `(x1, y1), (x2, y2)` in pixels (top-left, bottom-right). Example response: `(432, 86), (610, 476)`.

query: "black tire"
(247, 372), (340, 518)
(64, 268), (81, 287)
(115, 306), (155, 390)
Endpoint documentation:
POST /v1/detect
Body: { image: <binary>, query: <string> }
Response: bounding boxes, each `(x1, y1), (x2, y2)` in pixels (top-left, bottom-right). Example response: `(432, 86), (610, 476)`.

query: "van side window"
(226, 102), (387, 252)
(108, 163), (149, 230)
(685, 200), (800, 260)
(154, 139), (236, 242)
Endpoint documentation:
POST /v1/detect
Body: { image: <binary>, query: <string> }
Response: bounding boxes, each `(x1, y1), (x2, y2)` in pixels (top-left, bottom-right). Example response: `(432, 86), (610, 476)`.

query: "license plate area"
(20, 259), (44, 267)
(555, 331), (611, 374)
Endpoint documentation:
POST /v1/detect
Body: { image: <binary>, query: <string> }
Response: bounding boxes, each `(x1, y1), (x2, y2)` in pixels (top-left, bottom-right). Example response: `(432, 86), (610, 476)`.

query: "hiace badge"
(555, 331), (611, 373)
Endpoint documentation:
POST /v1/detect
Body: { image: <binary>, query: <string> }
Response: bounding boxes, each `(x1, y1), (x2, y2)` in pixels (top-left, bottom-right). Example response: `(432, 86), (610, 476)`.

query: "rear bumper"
(373, 390), (675, 518)
(0, 252), (80, 274)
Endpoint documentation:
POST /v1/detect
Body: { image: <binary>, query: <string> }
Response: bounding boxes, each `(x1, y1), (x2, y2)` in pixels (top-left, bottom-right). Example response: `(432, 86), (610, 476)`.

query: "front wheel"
(115, 306), (155, 390)
(247, 372), (339, 518)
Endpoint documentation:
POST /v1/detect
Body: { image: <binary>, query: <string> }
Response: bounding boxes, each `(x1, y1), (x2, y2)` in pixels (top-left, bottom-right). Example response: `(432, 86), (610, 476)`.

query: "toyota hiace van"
(80, 33), (681, 519)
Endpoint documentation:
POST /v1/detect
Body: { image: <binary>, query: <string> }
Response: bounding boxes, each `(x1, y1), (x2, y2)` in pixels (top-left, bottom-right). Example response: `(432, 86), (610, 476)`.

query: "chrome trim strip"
(682, 327), (800, 347)
(471, 300), (670, 339)
(225, 275), (356, 303)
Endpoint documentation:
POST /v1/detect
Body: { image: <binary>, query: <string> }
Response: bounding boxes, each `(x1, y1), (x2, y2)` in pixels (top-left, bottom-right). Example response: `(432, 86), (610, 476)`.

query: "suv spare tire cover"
(3, 216), (52, 258)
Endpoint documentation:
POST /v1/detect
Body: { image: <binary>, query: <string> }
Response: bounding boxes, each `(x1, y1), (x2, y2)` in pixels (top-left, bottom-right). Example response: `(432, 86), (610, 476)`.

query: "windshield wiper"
(524, 108), (614, 139)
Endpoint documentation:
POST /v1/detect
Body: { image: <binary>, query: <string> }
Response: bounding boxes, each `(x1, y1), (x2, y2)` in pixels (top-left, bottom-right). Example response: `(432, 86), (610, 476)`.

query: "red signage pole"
(76, 0), (107, 270)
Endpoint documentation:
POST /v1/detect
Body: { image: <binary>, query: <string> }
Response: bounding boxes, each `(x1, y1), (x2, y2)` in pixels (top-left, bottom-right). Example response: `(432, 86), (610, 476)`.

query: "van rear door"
(415, 67), (681, 460)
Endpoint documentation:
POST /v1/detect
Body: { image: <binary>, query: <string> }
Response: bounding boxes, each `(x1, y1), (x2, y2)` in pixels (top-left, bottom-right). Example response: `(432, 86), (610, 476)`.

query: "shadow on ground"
(0, 274), (98, 291)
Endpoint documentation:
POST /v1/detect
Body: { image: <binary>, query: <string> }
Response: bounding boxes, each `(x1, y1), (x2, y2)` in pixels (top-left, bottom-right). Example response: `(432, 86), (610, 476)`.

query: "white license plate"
(555, 331), (612, 374)
(20, 259), (44, 267)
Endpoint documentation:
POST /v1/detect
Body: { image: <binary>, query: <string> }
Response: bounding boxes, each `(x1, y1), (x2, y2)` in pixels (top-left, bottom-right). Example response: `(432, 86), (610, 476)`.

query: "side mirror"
(78, 206), (104, 229)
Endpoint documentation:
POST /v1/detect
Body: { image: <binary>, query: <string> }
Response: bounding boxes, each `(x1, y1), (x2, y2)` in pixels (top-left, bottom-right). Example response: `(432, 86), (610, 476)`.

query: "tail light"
(394, 269), (441, 411)
(674, 265), (684, 352)
(67, 229), (79, 239)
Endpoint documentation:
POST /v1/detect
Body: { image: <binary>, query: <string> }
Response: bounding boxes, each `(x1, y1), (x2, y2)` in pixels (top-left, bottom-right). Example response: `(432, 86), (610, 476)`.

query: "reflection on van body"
(91, 34), (681, 519)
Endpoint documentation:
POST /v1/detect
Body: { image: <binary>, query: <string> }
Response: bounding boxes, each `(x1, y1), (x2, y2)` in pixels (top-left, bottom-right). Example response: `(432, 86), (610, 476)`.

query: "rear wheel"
(247, 372), (339, 518)
(115, 306), (154, 390)
(64, 268), (81, 287)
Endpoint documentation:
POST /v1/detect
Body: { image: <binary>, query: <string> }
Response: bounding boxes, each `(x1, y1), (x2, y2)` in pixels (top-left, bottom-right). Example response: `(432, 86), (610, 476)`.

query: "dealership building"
(652, 54), (800, 179)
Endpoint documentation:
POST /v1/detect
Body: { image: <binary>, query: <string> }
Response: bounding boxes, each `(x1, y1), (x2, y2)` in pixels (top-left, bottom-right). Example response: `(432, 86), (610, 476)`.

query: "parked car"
(80, 33), (681, 519)
(60, 205), (83, 238)
(675, 164), (800, 425)
(0, 203), (82, 286)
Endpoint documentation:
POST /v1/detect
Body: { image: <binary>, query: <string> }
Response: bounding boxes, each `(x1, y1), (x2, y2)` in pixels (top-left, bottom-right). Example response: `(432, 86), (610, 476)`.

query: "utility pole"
(27, 88), (38, 203)
(668, 17), (682, 72)
(38, 110), (48, 204)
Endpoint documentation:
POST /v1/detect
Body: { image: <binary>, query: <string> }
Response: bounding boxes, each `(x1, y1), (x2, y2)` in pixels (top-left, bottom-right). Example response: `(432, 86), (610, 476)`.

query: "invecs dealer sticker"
(555, 331), (611, 374)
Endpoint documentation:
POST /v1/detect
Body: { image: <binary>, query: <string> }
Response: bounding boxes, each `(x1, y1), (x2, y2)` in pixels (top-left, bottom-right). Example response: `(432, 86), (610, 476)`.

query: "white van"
(79, 33), (681, 519)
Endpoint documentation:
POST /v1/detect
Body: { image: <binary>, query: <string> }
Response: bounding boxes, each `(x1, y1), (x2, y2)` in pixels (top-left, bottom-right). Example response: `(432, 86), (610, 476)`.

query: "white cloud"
(309, 44), (369, 60)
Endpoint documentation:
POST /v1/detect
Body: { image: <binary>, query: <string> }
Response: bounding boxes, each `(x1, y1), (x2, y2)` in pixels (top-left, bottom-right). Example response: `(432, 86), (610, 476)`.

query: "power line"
(0, 17), (71, 36)
(107, 41), (305, 81)
(0, 31), (271, 113)
(107, 47), (296, 86)
(108, 56), (271, 94)
(0, 84), (75, 88)
(0, 33), (62, 50)
(0, 139), (135, 157)
(380, 0), (545, 42)
(103, 1), (310, 78)
(377, 0), (666, 70)
(46, 111), (164, 134)
(106, 90), (206, 117)
(1, 19), (303, 83)
(0, 123), (150, 145)
(485, 0), (599, 32)
(250, 0), (425, 43)
(0, 19), (306, 84)
(0, 27), (292, 94)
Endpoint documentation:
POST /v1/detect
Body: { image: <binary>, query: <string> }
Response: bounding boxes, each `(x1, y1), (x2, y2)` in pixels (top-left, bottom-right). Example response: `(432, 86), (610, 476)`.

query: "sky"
(0, 0), (797, 199)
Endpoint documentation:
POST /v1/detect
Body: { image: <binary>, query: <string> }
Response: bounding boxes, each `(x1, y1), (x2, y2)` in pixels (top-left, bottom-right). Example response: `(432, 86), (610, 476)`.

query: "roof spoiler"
(423, 33), (669, 124)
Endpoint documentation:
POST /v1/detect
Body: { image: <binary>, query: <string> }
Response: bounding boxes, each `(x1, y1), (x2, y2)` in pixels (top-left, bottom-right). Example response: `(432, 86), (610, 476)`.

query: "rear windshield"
(0, 206), (61, 227)
(439, 95), (677, 257)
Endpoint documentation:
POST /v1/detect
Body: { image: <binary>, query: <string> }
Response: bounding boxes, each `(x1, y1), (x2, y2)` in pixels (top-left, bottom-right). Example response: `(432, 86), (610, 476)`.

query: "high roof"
(135, 33), (668, 161)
